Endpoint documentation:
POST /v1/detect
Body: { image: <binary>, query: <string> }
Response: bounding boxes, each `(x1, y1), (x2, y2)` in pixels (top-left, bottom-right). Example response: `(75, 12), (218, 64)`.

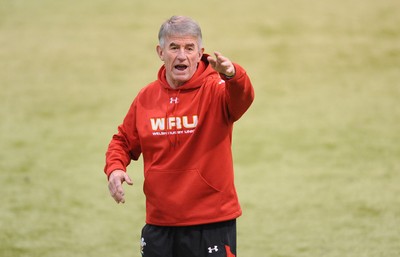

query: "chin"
(173, 76), (190, 84)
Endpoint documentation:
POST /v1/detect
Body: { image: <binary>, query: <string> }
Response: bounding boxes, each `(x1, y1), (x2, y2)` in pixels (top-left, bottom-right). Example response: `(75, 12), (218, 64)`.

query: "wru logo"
(150, 115), (198, 131)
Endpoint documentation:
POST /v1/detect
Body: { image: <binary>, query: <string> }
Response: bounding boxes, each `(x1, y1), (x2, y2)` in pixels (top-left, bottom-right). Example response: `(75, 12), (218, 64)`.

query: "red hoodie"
(105, 55), (254, 226)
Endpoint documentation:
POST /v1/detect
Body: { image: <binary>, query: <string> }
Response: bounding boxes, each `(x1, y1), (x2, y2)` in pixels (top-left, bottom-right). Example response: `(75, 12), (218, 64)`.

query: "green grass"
(1, 0), (400, 256)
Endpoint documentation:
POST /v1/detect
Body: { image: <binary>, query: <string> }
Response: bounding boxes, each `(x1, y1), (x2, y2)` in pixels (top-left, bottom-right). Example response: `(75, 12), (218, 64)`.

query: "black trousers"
(140, 219), (237, 257)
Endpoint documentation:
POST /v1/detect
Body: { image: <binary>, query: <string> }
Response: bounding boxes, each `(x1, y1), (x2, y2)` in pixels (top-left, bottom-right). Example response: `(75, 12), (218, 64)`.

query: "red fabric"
(105, 54), (254, 226)
(225, 245), (236, 257)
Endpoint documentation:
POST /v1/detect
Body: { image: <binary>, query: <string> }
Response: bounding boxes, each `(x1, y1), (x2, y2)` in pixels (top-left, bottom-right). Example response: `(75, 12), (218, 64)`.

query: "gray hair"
(158, 16), (202, 48)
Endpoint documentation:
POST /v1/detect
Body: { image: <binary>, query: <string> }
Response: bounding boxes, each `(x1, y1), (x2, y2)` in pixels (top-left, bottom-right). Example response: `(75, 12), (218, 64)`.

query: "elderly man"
(104, 15), (254, 257)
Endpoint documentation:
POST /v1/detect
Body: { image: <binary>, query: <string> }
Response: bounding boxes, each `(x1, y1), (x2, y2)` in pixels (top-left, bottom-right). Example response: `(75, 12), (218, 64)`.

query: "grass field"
(1, 0), (400, 256)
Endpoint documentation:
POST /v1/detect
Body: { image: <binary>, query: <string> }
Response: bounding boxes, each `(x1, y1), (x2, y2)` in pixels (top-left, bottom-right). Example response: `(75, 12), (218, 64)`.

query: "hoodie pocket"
(144, 169), (222, 224)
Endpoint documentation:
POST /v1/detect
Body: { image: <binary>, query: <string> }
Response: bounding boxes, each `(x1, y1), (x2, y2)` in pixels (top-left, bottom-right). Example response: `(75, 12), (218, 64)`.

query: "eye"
(186, 46), (195, 52)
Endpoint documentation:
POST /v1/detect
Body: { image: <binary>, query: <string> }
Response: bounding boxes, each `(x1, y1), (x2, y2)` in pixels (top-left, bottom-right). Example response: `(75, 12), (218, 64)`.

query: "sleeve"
(222, 63), (255, 122)
(104, 98), (142, 178)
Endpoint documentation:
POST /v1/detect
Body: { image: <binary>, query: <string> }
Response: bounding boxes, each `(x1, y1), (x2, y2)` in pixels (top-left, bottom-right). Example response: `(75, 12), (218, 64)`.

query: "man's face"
(157, 35), (204, 88)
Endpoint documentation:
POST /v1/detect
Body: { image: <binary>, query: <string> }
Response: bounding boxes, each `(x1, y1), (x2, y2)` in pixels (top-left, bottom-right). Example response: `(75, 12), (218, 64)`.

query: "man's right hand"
(108, 170), (133, 204)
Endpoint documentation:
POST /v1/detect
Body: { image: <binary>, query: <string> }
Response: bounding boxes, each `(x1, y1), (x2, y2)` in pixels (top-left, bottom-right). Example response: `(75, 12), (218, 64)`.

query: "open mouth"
(175, 64), (188, 71)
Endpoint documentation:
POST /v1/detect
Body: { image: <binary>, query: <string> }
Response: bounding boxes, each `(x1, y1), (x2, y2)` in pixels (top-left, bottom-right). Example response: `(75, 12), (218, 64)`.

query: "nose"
(177, 48), (186, 60)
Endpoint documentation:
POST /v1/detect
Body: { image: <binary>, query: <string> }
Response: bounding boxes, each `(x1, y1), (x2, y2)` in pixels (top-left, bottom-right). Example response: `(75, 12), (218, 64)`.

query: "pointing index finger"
(214, 51), (223, 62)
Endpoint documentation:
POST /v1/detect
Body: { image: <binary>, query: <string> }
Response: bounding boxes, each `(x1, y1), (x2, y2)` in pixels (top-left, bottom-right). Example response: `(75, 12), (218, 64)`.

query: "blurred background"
(1, 0), (399, 256)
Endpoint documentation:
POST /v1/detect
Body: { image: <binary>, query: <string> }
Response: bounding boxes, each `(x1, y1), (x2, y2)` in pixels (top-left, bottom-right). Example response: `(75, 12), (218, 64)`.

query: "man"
(104, 15), (254, 257)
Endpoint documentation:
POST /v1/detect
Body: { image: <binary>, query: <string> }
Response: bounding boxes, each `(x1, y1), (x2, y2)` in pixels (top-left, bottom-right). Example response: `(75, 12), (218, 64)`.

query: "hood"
(157, 54), (218, 90)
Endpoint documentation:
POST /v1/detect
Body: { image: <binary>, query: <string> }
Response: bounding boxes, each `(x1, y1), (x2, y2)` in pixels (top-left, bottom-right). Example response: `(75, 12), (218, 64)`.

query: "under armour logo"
(170, 97), (179, 104)
(208, 245), (218, 253)
(140, 238), (146, 255)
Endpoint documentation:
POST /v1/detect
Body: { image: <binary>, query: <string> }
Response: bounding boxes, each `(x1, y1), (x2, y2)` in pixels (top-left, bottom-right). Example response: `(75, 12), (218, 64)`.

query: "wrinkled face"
(157, 35), (204, 88)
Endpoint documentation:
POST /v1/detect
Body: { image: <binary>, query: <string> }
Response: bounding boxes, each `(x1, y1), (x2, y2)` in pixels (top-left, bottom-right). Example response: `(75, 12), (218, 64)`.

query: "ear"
(156, 45), (164, 61)
(198, 47), (204, 61)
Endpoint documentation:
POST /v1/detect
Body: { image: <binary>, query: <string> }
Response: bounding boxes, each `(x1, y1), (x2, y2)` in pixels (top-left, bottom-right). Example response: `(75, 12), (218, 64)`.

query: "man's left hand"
(207, 52), (235, 78)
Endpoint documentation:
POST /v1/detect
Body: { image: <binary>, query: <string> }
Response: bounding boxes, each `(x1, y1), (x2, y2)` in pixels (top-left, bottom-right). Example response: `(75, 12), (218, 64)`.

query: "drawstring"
(173, 90), (181, 147)
(166, 89), (181, 149)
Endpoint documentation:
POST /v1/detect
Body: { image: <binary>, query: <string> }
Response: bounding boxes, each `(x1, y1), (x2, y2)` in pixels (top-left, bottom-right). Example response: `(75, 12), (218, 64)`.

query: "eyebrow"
(169, 42), (196, 48)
